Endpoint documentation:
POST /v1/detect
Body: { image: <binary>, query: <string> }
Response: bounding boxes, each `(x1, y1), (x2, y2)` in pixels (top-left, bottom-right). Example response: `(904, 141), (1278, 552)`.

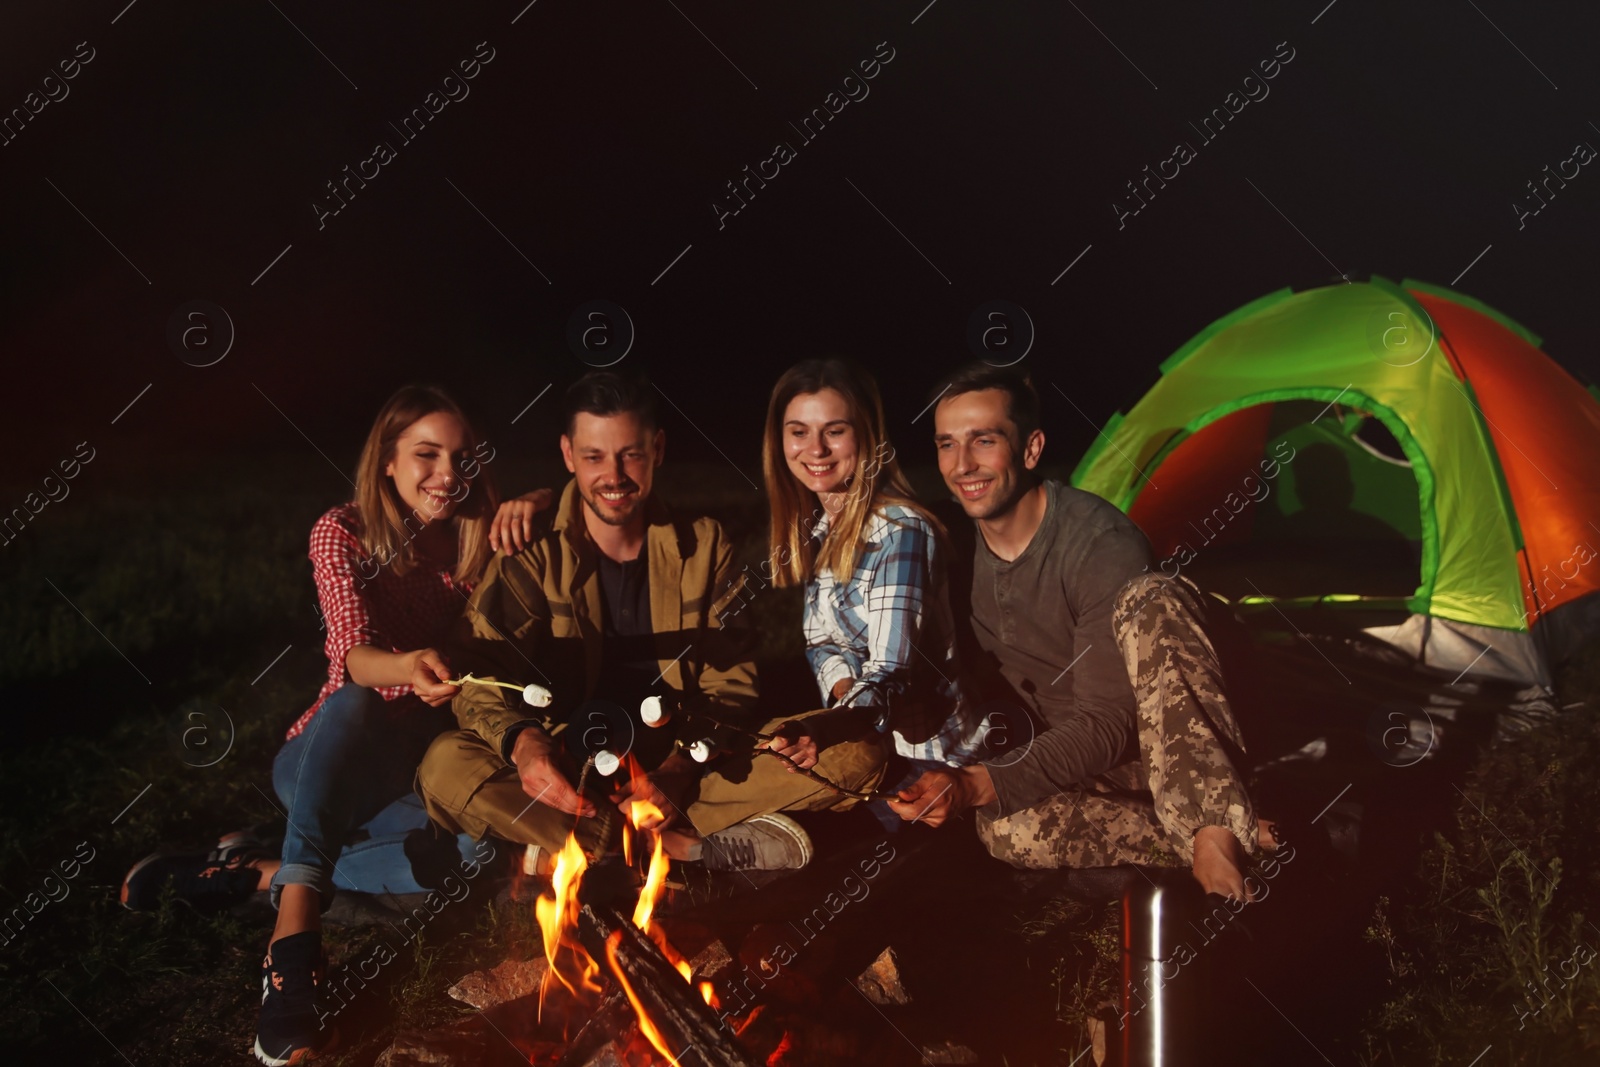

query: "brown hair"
(562, 369), (658, 437)
(762, 358), (938, 587)
(927, 361), (1041, 442)
(353, 385), (501, 586)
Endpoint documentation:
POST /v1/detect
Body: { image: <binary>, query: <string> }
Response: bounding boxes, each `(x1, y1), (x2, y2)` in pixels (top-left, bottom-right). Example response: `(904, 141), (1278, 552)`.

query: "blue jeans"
(270, 684), (479, 908)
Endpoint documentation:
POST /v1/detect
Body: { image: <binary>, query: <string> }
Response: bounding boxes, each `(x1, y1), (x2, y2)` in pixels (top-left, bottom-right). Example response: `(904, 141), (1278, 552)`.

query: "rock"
(854, 946), (911, 1006)
(575, 1042), (627, 1067)
(688, 939), (733, 981)
(1086, 1015), (1108, 1065)
(446, 955), (549, 1011)
(920, 1039), (979, 1064)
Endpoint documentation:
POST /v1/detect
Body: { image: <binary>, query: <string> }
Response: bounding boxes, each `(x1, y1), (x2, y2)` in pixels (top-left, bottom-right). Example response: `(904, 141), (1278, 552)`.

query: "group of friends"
(120, 359), (1279, 1065)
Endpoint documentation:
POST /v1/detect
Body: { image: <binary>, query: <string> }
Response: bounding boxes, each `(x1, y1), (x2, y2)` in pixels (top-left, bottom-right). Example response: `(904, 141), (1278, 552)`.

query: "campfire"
(391, 686), (952, 1067)
(526, 770), (757, 1067)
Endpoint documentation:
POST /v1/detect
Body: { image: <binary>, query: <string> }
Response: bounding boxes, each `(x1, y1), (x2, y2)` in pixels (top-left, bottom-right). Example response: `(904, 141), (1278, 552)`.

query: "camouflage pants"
(976, 573), (1258, 870)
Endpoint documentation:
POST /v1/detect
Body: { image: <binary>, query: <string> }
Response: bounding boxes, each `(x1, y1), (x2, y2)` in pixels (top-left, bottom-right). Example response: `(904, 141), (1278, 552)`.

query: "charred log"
(576, 902), (759, 1067)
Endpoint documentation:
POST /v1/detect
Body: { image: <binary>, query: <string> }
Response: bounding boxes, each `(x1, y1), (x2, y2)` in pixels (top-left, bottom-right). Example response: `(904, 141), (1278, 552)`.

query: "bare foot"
(1192, 826), (1250, 902)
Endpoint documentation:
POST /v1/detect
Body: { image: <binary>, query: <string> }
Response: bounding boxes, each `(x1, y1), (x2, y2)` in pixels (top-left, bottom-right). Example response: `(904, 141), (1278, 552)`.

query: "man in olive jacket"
(417, 372), (883, 871)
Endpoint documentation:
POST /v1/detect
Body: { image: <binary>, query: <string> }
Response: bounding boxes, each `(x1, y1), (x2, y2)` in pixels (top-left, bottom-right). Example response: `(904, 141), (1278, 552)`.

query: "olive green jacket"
(446, 480), (758, 762)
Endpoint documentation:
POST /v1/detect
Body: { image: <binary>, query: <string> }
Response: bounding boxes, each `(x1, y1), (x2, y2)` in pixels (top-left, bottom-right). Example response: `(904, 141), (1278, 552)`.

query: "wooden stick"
(441, 672), (523, 694)
(684, 708), (902, 803)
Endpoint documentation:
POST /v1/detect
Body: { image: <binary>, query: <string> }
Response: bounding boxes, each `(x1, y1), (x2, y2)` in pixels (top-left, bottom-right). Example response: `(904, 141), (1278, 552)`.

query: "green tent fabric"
(1070, 276), (1600, 688)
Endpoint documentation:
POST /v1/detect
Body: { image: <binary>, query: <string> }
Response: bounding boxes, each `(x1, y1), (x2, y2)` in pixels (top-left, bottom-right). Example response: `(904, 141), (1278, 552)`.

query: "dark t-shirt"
(956, 480), (1154, 817)
(595, 551), (672, 766)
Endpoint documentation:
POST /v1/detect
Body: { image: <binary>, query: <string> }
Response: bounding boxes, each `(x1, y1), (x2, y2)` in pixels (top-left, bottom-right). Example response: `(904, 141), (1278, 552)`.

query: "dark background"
(1, 0), (1596, 489)
(2, 6), (1599, 1062)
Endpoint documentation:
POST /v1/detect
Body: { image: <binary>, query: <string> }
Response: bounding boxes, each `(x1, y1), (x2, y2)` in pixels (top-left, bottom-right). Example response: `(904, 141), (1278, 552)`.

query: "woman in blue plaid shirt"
(758, 359), (989, 812)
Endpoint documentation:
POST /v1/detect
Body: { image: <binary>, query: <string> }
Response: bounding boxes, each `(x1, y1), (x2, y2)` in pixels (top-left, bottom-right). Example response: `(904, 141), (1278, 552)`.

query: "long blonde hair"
(353, 385), (501, 586)
(762, 359), (938, 587)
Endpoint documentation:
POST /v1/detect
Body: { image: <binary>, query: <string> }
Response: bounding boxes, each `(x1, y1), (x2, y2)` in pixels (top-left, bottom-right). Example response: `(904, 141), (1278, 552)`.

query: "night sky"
(2, 0), (1597, 488)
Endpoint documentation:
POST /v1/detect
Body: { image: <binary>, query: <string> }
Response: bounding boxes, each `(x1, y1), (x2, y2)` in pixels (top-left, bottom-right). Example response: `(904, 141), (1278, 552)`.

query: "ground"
(1, 454), (1596, 1065)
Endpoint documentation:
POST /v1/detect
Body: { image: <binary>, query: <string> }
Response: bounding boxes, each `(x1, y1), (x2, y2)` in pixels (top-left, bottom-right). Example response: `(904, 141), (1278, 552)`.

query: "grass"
(1355, 646), (1600, 1066)
(1, 450), (1597, 1065)
(0, 453), (801, 1065)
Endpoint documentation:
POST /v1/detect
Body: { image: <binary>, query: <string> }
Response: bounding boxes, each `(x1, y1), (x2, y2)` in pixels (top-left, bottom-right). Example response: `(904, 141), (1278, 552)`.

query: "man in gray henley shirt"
(886, 363), (1273, 901)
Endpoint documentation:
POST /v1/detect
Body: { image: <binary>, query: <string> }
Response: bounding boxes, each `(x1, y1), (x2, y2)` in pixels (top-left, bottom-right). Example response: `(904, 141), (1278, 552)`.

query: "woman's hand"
(766, 724), (820, 770)
(489, 488), (555, 556)
(830, 677), (854, 703)
(349, 644), (456, 700)
(407, 648), (456, 706)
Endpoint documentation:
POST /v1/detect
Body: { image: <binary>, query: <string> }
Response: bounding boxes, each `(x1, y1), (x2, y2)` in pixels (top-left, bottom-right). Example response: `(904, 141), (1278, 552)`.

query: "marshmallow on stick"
(444, 673), (553, 708)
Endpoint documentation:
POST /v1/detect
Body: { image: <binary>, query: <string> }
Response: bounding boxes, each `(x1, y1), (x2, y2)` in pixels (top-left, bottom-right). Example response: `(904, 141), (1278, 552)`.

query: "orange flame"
(534, 833), (602, 1018)
(765, 1031), (796, 1066)
(624, 799), (705, 1012)
(533, 771), (712, 1052)
(606, 930), (687, 1067)
(631, 820), (669, 930)
(699, 980), (718, 1008)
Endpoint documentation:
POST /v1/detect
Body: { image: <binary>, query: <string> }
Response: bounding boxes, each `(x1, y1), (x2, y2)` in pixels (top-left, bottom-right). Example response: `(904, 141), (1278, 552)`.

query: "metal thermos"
(1115, 874), (1202, 1067)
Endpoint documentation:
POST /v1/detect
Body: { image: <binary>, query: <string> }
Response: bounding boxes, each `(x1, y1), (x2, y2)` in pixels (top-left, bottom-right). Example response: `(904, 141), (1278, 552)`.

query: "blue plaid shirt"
(802, 504), (989, 765)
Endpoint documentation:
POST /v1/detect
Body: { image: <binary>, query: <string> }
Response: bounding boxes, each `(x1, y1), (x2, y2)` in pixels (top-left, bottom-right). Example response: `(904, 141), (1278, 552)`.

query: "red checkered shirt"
(284, 503), (475, 740)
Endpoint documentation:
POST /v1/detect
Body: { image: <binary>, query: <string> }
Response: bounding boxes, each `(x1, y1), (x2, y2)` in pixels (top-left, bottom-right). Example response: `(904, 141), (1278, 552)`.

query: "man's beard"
(581, 484), (641, 526)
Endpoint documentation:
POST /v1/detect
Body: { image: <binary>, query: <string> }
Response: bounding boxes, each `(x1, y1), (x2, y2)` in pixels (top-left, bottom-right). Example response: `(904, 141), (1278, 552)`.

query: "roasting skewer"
(652, 698), (902, 803)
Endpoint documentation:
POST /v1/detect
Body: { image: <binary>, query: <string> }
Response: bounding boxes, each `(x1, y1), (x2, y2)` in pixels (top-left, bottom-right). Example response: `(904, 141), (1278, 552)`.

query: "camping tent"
(1071, 277), (1600, 691)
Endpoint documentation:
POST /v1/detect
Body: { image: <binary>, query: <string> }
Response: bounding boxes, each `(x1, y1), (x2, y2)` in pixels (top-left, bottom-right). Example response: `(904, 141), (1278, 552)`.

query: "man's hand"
(489, 488), (554, 555)
(614, 752), (695, 830)
(830, 677), (854, 703)
(613, 772), (684, 832)
(886, 765), (996, 828)
(766, 723), (819, 771)
(407, 648), (456, 707)
(511, 729), (596, 818)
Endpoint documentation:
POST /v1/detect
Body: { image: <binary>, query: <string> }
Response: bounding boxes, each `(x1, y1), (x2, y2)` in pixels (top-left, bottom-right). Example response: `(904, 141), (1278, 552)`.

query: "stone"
(446, 955), (549, 1011)
(920, 1039), (979, 1064)
(854, 946), (911, 1006)
(688, 939), (733, 982)
(577, 1042), (627, 1067)
(1086, 1015), (1108, 1065)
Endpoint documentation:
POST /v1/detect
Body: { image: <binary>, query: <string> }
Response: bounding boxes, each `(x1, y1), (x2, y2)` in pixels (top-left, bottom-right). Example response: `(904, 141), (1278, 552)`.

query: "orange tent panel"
(1413, 290), (1600, 621)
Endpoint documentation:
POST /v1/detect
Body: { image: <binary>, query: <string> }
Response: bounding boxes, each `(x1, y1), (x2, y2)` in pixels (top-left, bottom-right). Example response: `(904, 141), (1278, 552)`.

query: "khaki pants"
(416, 709), (888, 859)
(976, 573), (1258, 870)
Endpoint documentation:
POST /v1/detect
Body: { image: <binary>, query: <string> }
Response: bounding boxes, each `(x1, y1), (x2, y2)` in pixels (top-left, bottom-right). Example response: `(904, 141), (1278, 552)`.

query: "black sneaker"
(254, 931), (337, 1065)
(121, 831), (269, 912)
(700, 813), (814, 871)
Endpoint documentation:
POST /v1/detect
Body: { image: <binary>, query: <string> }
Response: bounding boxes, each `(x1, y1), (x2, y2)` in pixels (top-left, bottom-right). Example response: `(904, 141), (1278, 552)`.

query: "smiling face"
(560, 410), (663, 528)
(782, 388), (859, 501)
(934, 388), (1042, 520)
(384, 411), (474, 525)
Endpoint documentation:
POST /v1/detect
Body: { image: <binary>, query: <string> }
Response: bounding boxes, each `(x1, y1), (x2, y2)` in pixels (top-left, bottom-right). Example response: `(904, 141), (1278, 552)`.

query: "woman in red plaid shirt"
(122, 385), (549, 1065)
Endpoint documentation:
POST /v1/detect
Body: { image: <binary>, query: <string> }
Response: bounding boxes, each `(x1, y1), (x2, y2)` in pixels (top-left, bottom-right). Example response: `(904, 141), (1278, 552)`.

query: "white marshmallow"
(522, 684), (553, 707)
(687, 739), (713, 763)
(640, 695), (670, 726)
(594, 750), (621, 777)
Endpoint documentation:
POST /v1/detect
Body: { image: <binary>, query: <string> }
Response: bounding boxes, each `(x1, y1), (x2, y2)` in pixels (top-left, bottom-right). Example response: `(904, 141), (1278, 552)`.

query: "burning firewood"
(578, 901), (759, 1067)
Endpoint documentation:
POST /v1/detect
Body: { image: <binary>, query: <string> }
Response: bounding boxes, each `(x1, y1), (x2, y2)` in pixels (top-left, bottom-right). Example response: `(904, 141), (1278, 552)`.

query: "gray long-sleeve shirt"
(957, 480), (1153, 818)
